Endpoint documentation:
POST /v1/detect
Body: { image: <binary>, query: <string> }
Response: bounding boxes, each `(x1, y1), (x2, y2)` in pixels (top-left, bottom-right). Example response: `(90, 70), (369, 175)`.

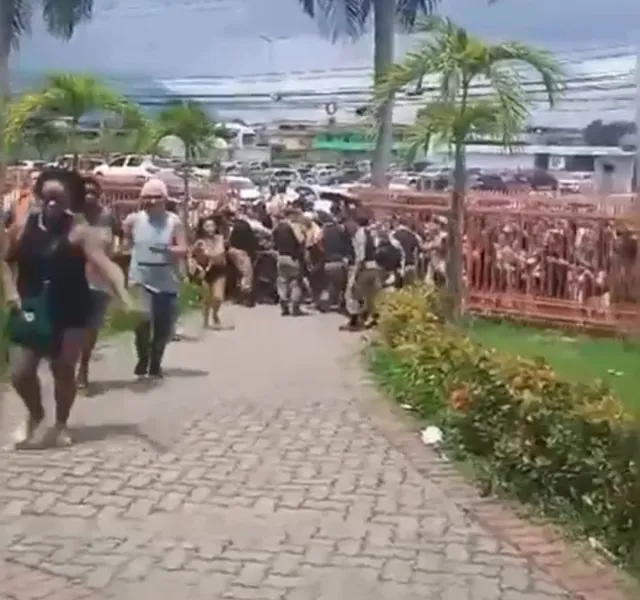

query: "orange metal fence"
(355, 188), (640, 334)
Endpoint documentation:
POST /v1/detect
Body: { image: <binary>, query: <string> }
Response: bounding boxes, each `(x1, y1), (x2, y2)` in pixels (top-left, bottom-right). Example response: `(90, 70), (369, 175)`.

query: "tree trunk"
(370, 0), (395, 188)
(446, 139), (465, 320)
(0, 25), (11, 196)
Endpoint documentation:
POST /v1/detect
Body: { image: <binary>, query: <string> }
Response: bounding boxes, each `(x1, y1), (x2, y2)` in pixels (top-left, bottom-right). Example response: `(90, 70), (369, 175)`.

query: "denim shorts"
(87, 289), (111, 330)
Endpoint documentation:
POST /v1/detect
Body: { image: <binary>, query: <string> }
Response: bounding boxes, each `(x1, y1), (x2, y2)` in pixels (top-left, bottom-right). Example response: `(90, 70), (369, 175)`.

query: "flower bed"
(369, 285), (640, 569)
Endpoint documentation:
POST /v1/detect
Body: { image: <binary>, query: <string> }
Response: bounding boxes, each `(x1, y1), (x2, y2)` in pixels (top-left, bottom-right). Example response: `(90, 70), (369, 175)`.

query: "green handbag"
(5, 287), (53, 354)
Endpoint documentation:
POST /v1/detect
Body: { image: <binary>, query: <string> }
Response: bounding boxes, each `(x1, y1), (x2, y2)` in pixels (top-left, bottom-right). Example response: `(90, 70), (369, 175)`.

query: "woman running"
(1, 169), (133, 449)
(77, 176), (120, 389)
(190, 214), (228, 329)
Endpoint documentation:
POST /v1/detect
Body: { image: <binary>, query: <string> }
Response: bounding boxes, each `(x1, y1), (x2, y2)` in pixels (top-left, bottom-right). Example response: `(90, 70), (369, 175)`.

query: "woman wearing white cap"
(122, 179), (187, 377)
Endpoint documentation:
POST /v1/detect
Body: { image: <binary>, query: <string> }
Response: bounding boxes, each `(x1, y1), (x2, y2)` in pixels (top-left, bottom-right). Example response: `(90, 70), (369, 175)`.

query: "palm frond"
(5, 92), (45, 145)
(373, 42), (441, 106)
(41, 0), (93, 39)
(2, 0), (33, 49)
(155, 100), (216, 161)
(297, 0), (370, 41)
(396, 0), (441, 30)
(486, 42), (565, 106)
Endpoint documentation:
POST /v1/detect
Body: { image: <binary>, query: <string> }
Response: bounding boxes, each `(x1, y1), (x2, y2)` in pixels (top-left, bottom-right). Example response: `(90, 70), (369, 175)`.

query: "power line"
(115, 48), (636, 82)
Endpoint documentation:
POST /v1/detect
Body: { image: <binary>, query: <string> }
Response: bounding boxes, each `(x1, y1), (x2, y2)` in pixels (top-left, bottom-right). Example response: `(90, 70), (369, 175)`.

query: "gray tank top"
(128, 210), (181, 294)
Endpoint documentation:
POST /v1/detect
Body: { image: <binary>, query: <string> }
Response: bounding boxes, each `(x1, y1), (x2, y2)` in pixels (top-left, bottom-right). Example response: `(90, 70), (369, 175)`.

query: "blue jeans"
(133, 289), (178, 371)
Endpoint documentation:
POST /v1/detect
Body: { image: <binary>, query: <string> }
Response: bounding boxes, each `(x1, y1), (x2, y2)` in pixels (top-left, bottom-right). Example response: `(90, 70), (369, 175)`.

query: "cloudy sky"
(13, 0), (640, 77)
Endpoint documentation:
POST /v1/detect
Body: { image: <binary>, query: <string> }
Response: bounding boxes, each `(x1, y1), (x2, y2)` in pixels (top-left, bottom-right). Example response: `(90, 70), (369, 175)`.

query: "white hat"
(140, 178), (168, 200)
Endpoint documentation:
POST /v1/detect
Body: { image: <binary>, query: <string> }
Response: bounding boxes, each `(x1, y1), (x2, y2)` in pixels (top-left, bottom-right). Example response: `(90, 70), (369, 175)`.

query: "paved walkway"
(0, 306), (629, 600)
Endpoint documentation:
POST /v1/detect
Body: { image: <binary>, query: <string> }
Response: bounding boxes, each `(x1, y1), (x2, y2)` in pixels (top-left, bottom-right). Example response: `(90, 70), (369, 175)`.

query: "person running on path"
(123, 179), (187, 378)
(2, 169), (132, 448)
(77, 176), (120, 389)
(190, 214), (228, 329)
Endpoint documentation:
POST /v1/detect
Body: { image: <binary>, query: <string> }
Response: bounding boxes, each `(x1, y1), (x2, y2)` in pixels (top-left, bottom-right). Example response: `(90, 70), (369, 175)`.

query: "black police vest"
(323, 223), (346, 263)
(393, 228), (419, 265)
(273, 221), (303, 260)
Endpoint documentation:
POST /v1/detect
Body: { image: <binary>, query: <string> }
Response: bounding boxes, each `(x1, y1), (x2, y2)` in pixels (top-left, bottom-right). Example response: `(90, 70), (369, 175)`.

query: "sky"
(11, 0), (640, 126)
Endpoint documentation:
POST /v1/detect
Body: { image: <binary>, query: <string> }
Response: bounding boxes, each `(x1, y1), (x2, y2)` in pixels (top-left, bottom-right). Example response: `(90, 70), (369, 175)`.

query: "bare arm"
(0, 226), (19, 306)
(169, 217), (187, 259)
(120, 212), (136, 254)
(80, 226), (131, 307)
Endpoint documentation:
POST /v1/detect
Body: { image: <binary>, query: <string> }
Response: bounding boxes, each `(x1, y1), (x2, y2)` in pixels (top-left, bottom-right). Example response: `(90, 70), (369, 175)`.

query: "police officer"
(375, 227), (405, 288)
(341, 208), (381, 331)
(227, 207), (258, 306)
(273, 206), (306, 316)
(319, 216), (351, 311)
(391, 218), (423, 285)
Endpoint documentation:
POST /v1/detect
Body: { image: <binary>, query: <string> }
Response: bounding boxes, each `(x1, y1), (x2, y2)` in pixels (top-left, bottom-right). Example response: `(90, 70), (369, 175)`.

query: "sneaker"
(41, 425), (73, 448)
(12, 416), (44, 449)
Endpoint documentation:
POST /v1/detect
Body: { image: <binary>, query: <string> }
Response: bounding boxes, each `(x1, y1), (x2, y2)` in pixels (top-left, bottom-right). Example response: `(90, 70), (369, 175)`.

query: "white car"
(223, 175), (261, 202)
(92, 155), (172, 178)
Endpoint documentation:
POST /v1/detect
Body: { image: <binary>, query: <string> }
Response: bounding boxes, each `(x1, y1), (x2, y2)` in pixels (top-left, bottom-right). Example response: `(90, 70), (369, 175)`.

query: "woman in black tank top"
(3, 170), (134, 449)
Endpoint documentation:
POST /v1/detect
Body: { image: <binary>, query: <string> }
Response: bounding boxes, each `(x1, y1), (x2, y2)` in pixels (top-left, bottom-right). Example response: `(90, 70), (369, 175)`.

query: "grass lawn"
(465, 318), (640, 414)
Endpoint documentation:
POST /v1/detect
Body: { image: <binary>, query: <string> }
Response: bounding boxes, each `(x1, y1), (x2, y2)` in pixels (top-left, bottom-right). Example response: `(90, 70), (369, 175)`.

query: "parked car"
(470, 173), (508, 192)
(223, 175), (261, 202)
(92, 154), (173, 178)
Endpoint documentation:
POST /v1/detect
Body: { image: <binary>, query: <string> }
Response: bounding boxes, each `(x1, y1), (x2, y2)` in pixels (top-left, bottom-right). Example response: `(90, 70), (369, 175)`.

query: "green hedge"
(370, 285), (640, 569)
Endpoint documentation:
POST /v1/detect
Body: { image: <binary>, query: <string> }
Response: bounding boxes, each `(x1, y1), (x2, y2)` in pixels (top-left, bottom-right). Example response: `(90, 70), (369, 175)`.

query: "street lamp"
(259, 35), (288, 73)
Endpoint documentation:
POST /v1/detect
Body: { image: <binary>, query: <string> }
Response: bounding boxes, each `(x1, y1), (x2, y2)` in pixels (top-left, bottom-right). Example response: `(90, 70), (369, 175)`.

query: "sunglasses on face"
(141, 195), (165, 201)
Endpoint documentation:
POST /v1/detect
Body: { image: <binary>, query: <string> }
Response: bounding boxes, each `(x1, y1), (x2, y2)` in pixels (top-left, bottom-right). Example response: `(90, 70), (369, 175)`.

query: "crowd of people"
(1, 166), (639, 450)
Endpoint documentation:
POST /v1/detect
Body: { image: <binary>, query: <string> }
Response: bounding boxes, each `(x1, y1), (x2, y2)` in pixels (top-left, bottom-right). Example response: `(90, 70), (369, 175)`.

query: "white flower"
(421, 426), (443, 446)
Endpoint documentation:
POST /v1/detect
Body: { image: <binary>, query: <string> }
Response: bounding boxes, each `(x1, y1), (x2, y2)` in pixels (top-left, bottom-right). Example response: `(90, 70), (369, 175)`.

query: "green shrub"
(371, 285), (640, 568)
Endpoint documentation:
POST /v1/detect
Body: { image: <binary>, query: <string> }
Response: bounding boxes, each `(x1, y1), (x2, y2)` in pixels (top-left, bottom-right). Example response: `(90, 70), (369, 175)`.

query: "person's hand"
(5, 293), (20, 312)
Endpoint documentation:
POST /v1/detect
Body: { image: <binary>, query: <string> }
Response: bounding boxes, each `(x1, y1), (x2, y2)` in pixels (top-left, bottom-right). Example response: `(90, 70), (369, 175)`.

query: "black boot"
(280, 302), (290, 316)
(134, 321), (151, 376)
(339, 314), (362, 332)
(148, 320), (170, 379)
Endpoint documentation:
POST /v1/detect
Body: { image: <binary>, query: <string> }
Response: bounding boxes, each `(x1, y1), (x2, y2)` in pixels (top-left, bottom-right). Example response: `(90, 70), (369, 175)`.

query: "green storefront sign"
(311, 132), (405, 153)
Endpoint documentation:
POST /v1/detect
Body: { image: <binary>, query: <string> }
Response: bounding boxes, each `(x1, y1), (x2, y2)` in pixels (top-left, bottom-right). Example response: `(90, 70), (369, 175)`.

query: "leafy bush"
(371, 285), (640, 567)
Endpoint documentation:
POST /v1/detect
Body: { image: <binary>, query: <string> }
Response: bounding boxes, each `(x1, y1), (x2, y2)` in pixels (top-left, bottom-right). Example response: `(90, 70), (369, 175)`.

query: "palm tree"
(6, 73), (142, 168)
(374, 16), (563, 317)
(0, 1), (95, 180)
(154, 100), (218, 226)
(298, 0), (440, 187)
(18, 114), (65, 158)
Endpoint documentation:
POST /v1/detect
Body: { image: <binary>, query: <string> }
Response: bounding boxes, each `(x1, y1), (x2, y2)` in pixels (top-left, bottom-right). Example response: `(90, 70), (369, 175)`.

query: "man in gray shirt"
(122, 179), (187, 378)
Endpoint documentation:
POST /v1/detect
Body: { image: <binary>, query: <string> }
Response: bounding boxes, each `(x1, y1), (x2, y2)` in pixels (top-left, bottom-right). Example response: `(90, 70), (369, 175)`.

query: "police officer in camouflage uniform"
(272, 206), (306, 316)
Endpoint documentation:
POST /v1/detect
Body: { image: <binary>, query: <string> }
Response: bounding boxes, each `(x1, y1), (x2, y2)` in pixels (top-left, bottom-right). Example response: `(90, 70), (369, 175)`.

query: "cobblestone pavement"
(0, 306), (626, 599)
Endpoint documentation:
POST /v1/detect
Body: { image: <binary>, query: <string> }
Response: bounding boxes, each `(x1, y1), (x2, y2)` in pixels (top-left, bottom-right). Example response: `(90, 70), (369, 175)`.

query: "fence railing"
(355, 187), (640, 334)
